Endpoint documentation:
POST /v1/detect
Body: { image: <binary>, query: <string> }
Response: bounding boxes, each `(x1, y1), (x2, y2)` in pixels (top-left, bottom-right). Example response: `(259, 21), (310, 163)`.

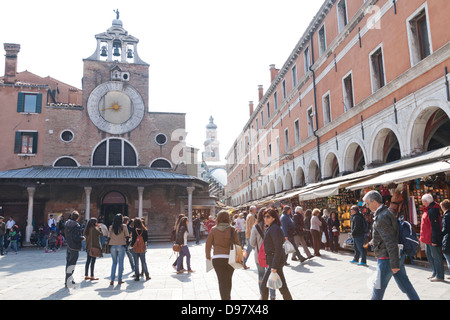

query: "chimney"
(249, 101), (254, 117)
(258, 85), (264, 102)
(270, 64), (279, 82)
(3, 43), (20, 84)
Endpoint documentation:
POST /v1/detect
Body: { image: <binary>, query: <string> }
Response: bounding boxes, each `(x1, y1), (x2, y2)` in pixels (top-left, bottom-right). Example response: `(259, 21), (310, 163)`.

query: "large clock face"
(98, 90), (132, 124)
(87, 82), (145, 134)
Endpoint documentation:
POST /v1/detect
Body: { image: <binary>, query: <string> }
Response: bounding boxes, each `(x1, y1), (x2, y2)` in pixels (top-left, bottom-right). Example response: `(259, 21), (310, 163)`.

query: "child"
(55, 232), (64, 249)
(46, 231), (57, 252)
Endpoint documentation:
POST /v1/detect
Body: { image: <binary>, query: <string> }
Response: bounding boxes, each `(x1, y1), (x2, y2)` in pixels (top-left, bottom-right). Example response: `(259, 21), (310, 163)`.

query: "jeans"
(194, 228), (200, 244)
(131, 248), (149, 276)
(0, 235), (4, 254)
(85, 254), (97, 277)
(425, 244), (445, 280)
(243, 238), (253, 265)
(110, 245), (126, 282)
(257, 264), (275, 299)
(177, 245), (191, 271)
(238, 232), (246, 247)
(371, 256), (420, 300)
(444, 253), (450, 272)
(65, 248), (79, 286)
(212, 258), (235, 300)
(260, 267), (292, 300)
(352, 236), (367, 264)
(5, 241), (18, 253)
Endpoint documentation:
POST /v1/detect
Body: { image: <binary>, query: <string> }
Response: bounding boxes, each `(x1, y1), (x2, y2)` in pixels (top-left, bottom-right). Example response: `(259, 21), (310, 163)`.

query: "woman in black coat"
(260, 208), (293, 300)
(440, 199), (450, 270)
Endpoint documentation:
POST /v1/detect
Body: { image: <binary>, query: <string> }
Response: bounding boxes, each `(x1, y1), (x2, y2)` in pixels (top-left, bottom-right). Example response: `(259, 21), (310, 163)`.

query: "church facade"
(0, 15), (214, 242)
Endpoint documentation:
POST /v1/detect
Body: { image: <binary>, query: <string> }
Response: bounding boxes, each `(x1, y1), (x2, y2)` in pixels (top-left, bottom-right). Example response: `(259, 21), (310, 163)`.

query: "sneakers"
(357, 262), (367, 266)
(350, 260), (358, 264)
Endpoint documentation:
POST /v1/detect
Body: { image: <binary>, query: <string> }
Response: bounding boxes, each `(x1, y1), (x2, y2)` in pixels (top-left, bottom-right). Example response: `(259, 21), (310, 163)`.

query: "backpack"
(133, 229), (146, 254)
(398, 218), (419, 257)
(255, 224), (268, 268)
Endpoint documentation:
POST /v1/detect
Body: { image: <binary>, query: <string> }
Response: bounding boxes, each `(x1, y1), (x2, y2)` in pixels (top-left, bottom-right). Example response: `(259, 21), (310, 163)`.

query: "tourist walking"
(364, 190), (420, 300)
(235, 212), (246, 247)
(280, 206), (306, 263)
(293, 207), (313, 259)
(310, 209), (322, 257)
(123, 217), (135, 273)
(5, 225), (19, 254)
(440, 199), (450, 276)
(193, 213), (202, 244)
(205, 210), (240, 300)
(131, 218), (150, 281)
(250, 207), (276, 300)
(175, 216), (194, 274)
(64, 211), (85, 288)
(304, 209), (312, 247)
(260, 208), (293, 300)
(108, 214), (130, 285)
(420, 193), (445, 282)
(243, 205), (257, 269)
(349, 205), (367, 266)
(327, 211), (340, 253)
(83, 218), (103, 281)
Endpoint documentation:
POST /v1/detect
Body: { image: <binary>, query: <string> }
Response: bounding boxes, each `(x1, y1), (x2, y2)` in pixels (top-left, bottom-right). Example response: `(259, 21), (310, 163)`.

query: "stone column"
(26, 187), (35, 243)
(84, 187), (92, 221)
(138, 187), (144, 218)
(186, 186), (195, 236)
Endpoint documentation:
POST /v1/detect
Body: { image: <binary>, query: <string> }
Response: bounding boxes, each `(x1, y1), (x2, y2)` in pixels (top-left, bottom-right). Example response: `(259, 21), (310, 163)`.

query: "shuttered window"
(14, 132), (38, 154)
(17, 92), (42, 113)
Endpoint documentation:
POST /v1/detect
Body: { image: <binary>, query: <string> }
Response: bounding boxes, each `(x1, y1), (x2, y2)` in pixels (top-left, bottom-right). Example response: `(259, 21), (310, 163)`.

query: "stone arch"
(269, 180), (276, 195)
(285, 171), (293, 190)
(342, 140), (367, 174)
(276, 176), (284, 193)
(407, 99), (450, 155)
(263, 183), (269, 197)
(370, 127), (402, 165)
(322, 152), (340, 179)
(295, 166), (306, 187)
(307, 160), (320, 184)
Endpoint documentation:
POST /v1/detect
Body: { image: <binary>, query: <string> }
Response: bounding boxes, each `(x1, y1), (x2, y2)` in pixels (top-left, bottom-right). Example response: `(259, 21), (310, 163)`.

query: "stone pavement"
(0, 240), (449, 300)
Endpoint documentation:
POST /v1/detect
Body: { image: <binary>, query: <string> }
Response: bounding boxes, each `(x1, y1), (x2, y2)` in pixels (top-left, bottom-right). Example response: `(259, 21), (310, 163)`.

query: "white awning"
(346, 159), (450, 191)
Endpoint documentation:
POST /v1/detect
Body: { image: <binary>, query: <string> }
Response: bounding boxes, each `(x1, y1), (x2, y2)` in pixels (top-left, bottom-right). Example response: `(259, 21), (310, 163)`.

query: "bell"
(100, 46), (107, 57)
(113, 47), (120, 57)
(127, 49), (133, 59)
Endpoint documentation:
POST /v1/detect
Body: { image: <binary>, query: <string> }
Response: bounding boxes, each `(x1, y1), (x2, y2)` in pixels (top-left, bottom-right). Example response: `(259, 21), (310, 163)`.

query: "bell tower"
(82, 10), (150, 112)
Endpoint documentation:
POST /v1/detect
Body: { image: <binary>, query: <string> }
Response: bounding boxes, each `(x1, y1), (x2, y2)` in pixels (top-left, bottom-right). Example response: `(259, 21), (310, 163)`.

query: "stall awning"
(298, 176), (370, 200)
(346, 159), (450, 191)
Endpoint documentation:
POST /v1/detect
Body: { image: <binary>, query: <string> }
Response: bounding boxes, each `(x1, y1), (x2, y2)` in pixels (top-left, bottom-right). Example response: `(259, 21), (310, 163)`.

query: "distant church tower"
(202, 116), (220, 162)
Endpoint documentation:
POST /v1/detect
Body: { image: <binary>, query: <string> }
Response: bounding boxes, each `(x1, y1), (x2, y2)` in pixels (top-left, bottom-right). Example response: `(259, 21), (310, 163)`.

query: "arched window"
(54, 157), (78, 167)
(92, 138), (137, 167)
(150, 158), (172, 169)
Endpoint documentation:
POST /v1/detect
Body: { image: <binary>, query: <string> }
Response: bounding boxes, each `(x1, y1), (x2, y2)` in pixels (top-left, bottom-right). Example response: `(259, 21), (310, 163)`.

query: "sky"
(0, 0), (324, 162)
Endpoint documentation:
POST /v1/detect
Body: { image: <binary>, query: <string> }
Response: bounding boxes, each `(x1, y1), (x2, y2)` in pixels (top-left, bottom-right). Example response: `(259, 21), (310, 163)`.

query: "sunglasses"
(264, 215), (272, 219)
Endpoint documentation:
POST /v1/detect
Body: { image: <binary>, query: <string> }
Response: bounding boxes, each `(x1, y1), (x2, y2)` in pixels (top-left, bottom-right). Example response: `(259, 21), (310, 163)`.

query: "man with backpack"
(363, 190), (420, 300)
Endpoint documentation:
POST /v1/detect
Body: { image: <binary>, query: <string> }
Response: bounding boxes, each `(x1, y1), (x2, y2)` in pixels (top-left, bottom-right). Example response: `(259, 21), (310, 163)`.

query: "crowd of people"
(1, 189), (449, 300)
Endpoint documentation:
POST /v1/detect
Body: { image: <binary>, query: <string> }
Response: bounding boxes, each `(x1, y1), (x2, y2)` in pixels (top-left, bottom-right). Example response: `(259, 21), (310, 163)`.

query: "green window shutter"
(32, 132), (38, 154)
(14, 132), (22, 153)
(36, 93), (42, 113)
(17, 92), (24, 112)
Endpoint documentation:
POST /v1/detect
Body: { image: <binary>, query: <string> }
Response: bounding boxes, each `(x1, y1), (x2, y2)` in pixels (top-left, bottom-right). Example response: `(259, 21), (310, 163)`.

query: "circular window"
(61, 130), (74, 142)
(155, 133), (167, 145)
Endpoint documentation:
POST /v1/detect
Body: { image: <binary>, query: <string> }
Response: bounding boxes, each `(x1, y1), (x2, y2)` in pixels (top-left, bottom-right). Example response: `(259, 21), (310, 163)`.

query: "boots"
(145, 272), (151, 281)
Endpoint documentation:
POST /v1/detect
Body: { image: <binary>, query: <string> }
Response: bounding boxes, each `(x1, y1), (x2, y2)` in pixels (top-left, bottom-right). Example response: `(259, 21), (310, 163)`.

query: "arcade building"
(0, 14), (215, 243)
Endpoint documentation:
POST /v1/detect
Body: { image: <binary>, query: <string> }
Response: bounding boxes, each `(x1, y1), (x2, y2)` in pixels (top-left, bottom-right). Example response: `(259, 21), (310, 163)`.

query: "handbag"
(89, 247), (103, 258)
(173, 243), (181, 252)
(283, 240), (296, 254)
(102, 239), (111, 254)
(228, 228), (244, 269)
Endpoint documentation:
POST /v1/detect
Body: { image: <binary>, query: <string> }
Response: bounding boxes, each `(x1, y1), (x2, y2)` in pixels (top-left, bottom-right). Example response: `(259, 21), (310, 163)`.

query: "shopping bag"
(228, 228), (244, 269)
(267, 271), (282, 290)
(283, 240), (296, 254)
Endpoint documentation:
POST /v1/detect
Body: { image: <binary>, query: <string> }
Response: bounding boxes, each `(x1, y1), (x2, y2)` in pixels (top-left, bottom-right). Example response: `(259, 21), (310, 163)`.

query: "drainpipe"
(310, 32), (322, 181)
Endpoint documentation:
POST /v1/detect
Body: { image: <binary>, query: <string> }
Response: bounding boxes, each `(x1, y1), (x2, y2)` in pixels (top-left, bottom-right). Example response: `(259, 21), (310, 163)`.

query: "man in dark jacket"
(64, 211), (84, 288)
(364, 190), (419, 300)
(280, 206), (306, 263)
(350, 205), (367, 265)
